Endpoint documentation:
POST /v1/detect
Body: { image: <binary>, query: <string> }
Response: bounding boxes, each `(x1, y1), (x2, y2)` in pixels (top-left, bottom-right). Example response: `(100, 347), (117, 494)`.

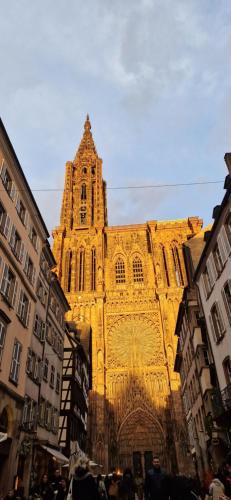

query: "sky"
(1, 0), (231, 235)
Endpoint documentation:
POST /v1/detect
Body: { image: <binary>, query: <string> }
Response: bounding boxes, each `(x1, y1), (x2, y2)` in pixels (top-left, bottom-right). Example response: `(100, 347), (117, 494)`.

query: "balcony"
(200, 367), (213, 395)
(192, 327), (203, 352)
(211, 384), (231, 425)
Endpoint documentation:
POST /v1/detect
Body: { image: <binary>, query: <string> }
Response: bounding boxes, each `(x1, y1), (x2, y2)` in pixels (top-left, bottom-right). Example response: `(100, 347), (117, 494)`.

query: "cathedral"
(52, 116), (202, 474)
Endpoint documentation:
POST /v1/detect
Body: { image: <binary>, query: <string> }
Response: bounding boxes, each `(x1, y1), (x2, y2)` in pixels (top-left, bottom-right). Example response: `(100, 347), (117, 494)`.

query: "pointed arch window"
(162, 246), (170, 287)
(172, 246), (184, 286)
(91, 248), (96, 291)
(115, 257), (126, 284)
(79, 248), (85, 291)
(64, 251), (72, 293)
(81, 183), (87, 201)
(133, 256), (144, 283)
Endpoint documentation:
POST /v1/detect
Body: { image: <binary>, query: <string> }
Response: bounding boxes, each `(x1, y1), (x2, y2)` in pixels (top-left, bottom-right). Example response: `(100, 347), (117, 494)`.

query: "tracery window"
(115, 257), (126, 284)
(172, 246), (184, 286)
(64, 251), (72, 293)
(79, 248), (85, 291)
(91, 248), (96, 291)
(162, 246), (170, 287)
(81, 183), (87, 201)
(133, 256), (144, 283)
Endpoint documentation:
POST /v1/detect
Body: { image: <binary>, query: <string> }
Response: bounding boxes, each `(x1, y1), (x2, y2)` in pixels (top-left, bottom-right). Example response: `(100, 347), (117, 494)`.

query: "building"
(0, 119), (69, 496)
(194, 153), (231, 456)
(59, 321), (90, 462)
(174, 228), (221, 477)
(52, 115), (203, 473)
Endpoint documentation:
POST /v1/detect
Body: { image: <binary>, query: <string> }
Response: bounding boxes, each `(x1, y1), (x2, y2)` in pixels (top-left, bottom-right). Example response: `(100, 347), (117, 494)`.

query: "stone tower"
(53, 116), (203, 473)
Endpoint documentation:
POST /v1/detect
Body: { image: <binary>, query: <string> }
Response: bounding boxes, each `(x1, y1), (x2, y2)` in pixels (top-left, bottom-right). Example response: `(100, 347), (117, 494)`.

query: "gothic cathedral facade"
(53, 116), (202, 473)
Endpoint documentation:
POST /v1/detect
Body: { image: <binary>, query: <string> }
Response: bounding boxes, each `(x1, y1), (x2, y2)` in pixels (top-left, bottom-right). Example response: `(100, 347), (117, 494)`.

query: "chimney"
(224, 153), (231, 176)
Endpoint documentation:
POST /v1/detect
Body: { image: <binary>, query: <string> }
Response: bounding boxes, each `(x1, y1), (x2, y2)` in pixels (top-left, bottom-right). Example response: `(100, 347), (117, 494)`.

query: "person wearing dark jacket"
(72, 460), (98, 500)
(145, 456), (170, 500)
(34, 474), (54, 500)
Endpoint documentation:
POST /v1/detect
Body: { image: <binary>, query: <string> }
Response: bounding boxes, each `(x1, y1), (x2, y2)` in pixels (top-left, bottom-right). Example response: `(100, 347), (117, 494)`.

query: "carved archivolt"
(106, 314), (164, 369)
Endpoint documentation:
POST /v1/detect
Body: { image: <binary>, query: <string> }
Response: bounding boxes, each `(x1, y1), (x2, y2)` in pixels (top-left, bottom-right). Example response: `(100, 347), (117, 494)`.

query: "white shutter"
(26, 301), (31, 328)
(221, 226), (230, 258)
(209, 254), (218, 282)
(221, 285), (231, 325)
(0, 264), (8, 294)
(3, 215), (11, 239)
(24, 210), (29, 230)
(207, 257), (215, 288)
(209, 313), (217, 343)
(15, 193), (20, 213)
(10, 182), (16, 202)
(9, 225), (16, 248)
(216, 301), (226, 335)
(19, 242), (25, 264)
(0, 161), (6, 181)
(17, 288), (23, 317)
(12, 279), (18, 308)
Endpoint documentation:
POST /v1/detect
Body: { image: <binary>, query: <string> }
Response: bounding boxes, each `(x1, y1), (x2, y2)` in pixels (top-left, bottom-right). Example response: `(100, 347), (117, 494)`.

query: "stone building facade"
(52, 116), (203, 473)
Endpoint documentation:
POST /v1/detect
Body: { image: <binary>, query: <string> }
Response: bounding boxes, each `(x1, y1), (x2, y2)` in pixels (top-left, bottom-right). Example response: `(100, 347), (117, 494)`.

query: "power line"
(0, 180), (224, 193)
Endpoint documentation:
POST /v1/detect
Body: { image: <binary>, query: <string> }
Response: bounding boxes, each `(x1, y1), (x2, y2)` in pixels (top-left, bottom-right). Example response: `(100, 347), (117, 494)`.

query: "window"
(9, 339), (22, 384)
(16, 198), (27, 226)
(91, 248), (96, 291)
(29, 226), (38, 250)
(39, 398), (45, 426)
(172, 246), (184, 286)
(162, 246), (170, 287)
(17, 289), (31, 327)
(218, 226), (230, 265)
(24, 254), (35, 285)
(222, 281), (231, 325)
(9, 226), (23, 261)
(0, 201), (8, 237)
(0, 264), (18, 307)
(56, 373), (61, 394)
(50, 365), (55, 388)
(79, 248), (85, 291)
(223, 357), (231, 385)
(0, 315), (8, 365)
(82, 167), (87, 175)
(115, 257), (126, 284)
(213, 243), (223, 274)
(133, 256), (144, 283)
(43, 358), (49, 381)
(202, 267), (212, 298)
(1, 165), (15, 199)
(81, 183), (87, 201)
(210, 303), (225, 343)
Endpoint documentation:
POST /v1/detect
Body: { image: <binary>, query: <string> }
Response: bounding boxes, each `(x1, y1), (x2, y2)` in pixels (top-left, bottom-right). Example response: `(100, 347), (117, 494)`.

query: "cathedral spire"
(74, 114), (97, 161)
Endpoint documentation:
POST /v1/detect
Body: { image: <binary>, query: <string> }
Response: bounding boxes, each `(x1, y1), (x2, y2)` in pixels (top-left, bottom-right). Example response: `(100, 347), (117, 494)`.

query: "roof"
(194, 169), (231, 281)
(0, 118), (49, 238)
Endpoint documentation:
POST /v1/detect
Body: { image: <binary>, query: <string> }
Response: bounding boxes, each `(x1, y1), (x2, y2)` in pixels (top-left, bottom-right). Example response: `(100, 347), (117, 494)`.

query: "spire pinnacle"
(75, 114), (97, 160)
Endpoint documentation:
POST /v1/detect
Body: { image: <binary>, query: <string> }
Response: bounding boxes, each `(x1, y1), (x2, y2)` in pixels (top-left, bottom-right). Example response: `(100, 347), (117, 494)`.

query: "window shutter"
(221, 226), (230, 258)
(12, 279), (18, 308)
(217, 234), (226, 266)
(209, 313), (217, 343)
(207, 257), (215, 288)
(0, 264), (8, 294)
(10, 182), (16, 202)
(24, 211), (29, 230)
(35, 237), (40, 254)
(19, 242), (25, 264)
(15, 193), (20, 213)
(17, 288), (23, 317)
(216, 301), (226, 335)
(0, 160), (6, 180)
(41, 322), (46, 342)
(3, 214), (11, 239)
(26, 301), (31, 328)
(221, 286), (231, 325)
(209, 254), (218, 282)
(24, 253), (29, 274)
(9, 225), (16, 248)
(31, 267), (36, 287)
(200, 274), (208, 300)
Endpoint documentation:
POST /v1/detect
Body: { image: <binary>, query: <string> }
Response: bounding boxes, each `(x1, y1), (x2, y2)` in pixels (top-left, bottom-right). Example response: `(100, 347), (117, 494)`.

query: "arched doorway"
(117, 408), (166, 473)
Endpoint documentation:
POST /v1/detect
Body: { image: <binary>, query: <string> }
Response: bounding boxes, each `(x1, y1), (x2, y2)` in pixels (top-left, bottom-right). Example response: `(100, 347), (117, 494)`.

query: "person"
(144, 456), (170, 500)
(4, 491), (16, 500)
(118, 468), (136, 500)
(50, 469), (63, 494)
(134, 471), (144, 500)
(108, 473), (119, 499)
(34, 474), (54, 500)
(56, 479), (69, 500)
(97, 475), (108, 499)
(209, 475), (225, 500)
(72, 457), (98, 500)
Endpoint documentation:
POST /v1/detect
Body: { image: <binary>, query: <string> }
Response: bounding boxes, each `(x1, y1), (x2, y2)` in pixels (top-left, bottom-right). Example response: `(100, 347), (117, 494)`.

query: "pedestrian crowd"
(3, 452), (231, 500)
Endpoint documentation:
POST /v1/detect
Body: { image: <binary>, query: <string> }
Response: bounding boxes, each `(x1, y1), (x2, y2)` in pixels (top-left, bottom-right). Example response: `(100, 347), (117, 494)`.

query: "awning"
(41, 445), (69, 463)
(0, 433), (7, 443)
